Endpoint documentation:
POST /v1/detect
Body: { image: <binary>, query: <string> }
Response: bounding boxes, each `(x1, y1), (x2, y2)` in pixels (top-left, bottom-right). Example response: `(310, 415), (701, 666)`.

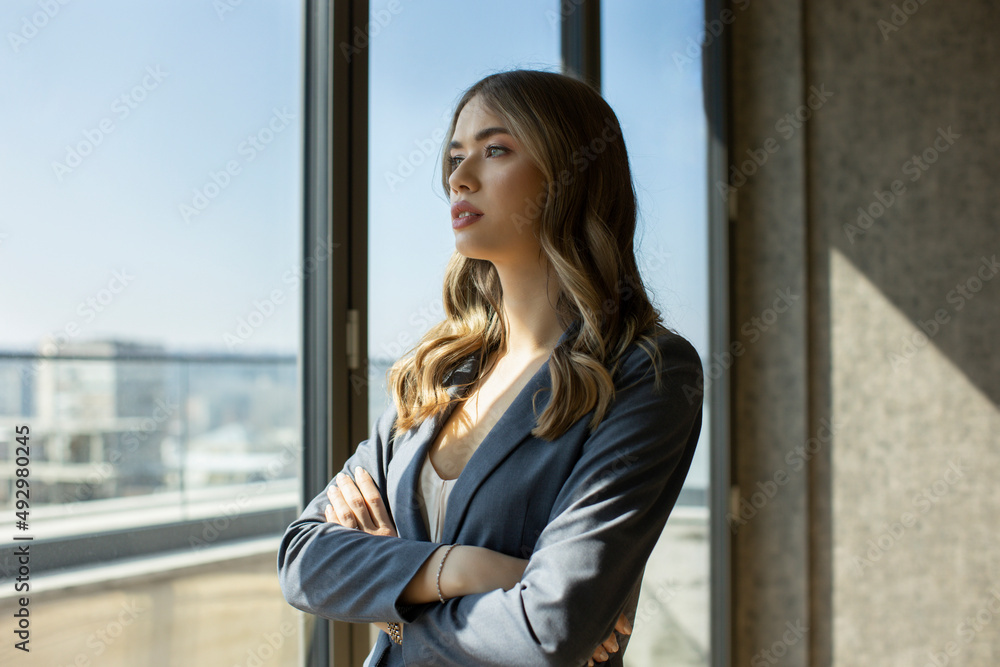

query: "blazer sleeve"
(276, 400), (443, 624)
(400, 333), (705, 666)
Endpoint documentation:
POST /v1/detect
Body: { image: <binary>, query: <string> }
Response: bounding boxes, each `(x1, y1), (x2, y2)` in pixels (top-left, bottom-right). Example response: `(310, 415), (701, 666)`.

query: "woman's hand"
(586, 613), (632, 666)
(324, 467), (397, 538)
(323, 469), (399, 641)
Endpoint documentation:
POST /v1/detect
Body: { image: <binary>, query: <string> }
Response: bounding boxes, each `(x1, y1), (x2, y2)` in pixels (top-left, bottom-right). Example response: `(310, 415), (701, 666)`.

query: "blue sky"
(1, 0), (705, 358)
(0, 0), (302, 353)
(1, 0), (708, 482)
(367, 0), (708, 364)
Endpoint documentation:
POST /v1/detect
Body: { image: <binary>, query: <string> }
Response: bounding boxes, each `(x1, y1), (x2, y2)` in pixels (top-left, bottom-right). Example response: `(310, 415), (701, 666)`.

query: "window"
(0, 2), (725, 664)
(365, 0), (561, 655)
(602, 1), (713, 664)
(351, 1), (721, 665)
(0, 1), (304, 664)
(366, 2), (561, 425)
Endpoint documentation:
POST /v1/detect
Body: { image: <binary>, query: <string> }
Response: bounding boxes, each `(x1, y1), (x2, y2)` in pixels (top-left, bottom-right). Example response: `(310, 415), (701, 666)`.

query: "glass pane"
(602, 1), (711, 665)
(366, 0), (560, 652)
(367, 1), (561, 420)
(0, 1), (304, 664)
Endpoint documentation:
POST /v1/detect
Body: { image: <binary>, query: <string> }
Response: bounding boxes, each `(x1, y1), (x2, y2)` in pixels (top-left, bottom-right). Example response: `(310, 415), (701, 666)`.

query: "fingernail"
(355, 466), (366, 478)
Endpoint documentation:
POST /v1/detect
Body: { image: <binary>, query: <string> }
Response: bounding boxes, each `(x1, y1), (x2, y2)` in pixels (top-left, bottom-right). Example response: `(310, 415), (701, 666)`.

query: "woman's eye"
(448, 146), (506, 170)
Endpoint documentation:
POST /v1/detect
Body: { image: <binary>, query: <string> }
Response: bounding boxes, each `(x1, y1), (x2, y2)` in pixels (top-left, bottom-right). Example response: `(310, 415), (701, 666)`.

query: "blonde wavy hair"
(387, 69), (677, 441)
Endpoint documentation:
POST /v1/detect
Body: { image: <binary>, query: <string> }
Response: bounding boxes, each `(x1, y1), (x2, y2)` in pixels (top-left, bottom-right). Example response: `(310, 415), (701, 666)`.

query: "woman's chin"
(453, 238), (489, 261)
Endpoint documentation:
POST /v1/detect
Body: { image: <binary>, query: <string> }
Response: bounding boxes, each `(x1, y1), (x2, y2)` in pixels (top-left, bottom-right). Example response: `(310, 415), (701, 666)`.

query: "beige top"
(418, 452), (458, 542)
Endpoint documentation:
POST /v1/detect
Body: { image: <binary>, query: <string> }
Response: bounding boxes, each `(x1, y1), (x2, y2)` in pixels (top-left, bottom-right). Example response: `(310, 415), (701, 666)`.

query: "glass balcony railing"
(0, 349), (299, 570)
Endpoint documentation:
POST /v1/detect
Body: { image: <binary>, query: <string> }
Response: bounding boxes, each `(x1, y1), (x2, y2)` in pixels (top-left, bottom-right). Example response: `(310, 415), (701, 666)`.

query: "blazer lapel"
(438, 354), (556, 545)
(388, 349), (482, 543)
(389, 320), (581, 546)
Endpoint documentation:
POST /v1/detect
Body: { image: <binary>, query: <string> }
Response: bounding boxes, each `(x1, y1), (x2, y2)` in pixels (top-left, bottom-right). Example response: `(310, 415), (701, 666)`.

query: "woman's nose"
(448, 159), (479, 194)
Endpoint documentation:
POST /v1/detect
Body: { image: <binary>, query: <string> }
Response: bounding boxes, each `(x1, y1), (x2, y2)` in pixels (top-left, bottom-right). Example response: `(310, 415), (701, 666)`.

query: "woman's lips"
(452, 212), (482, 229)
(451, 201), (484, 229)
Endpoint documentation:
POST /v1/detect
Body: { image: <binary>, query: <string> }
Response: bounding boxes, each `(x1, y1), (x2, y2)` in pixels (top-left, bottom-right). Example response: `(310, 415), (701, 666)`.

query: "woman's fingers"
(589, 631), (615, 663)
(334, 471), (376, 531)
(326, 483), (358, 528)
(589, 634), (613, 663)
(324, 468), (398, 537)
(352, 467), (397, 536)
(588, 612), (631, 664)
(615, 612), (633, 636)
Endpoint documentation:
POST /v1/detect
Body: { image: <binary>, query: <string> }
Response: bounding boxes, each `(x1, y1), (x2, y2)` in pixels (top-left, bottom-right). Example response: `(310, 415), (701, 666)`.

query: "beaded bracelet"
(436, 543), (459, 604)
(386, 621), (402, 645)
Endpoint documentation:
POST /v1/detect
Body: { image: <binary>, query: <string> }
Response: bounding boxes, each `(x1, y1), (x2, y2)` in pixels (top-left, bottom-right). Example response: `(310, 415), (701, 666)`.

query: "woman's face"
(447, 95), (548, 265)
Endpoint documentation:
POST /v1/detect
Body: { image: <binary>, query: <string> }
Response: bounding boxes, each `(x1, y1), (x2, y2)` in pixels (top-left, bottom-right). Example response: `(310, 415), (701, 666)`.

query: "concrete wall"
(728, 1), (1000, 664)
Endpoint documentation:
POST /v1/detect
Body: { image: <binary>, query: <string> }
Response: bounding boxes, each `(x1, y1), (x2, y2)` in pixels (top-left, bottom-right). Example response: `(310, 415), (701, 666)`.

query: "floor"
(0, 510), (709, 666)
(623, 508), (710, 667)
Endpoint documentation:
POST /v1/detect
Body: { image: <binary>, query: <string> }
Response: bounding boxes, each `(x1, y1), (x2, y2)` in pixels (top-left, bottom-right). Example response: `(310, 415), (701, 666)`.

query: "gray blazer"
(277, 323), (704, 666)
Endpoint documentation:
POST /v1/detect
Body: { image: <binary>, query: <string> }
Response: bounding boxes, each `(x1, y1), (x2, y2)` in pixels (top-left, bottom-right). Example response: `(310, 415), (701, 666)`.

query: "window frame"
(301, 1), (731, 664)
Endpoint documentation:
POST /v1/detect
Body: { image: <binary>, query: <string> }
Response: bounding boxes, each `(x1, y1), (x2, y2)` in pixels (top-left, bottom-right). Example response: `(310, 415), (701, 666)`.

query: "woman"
(278, 69), (704, 667)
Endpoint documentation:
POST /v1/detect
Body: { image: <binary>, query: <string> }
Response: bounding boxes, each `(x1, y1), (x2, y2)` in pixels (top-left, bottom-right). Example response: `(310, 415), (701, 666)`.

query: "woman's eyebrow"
(449, 126), (511, 150)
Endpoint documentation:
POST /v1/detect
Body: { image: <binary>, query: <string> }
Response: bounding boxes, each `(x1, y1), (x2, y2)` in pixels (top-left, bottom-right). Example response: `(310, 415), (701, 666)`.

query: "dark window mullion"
(301, 1), (335, 666)
(561, 0), (601, 91)
(704, 0), (731, 665)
